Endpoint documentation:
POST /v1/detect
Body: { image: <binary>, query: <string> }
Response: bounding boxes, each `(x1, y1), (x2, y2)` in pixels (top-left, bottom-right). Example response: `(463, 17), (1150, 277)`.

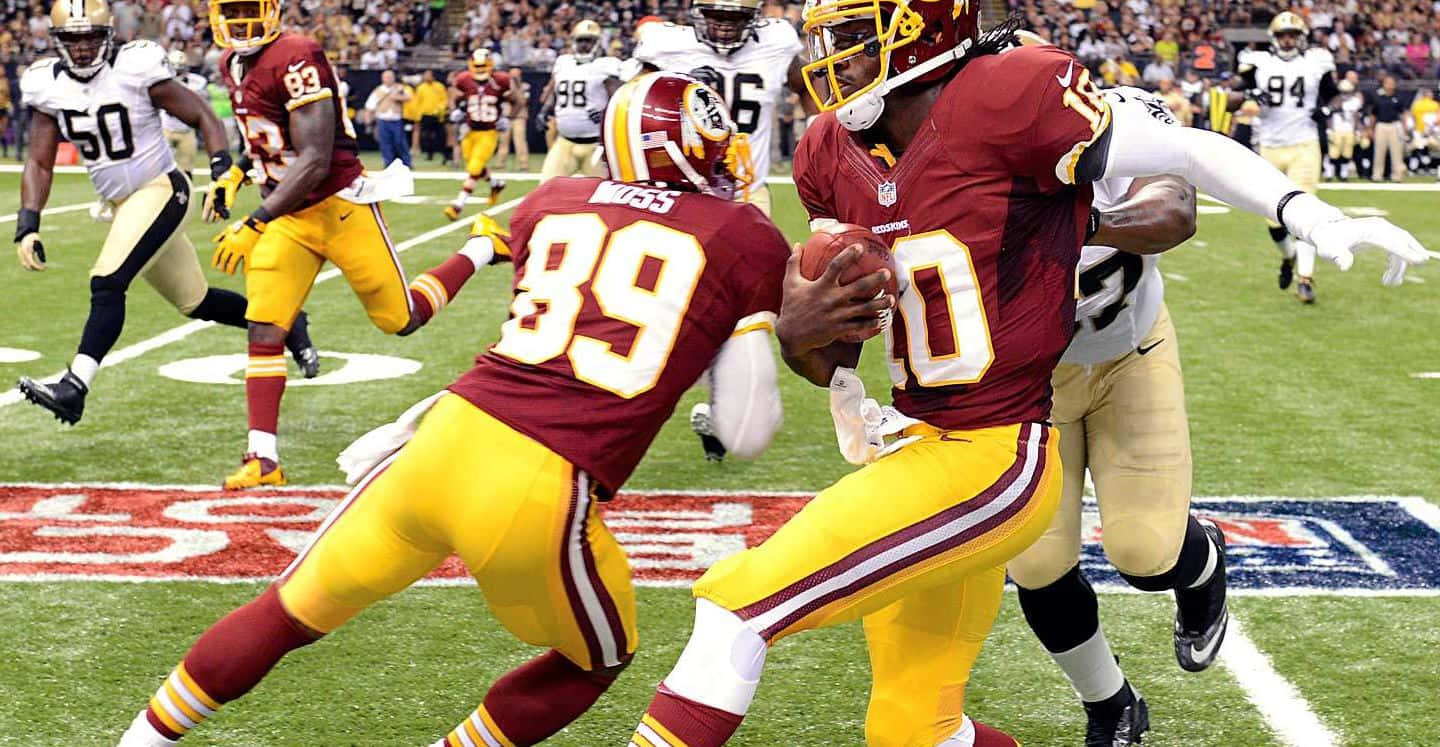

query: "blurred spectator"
(414, 68), (450, 163)
(365, 68), (413, 166)
(1373, 75), (1407, 181)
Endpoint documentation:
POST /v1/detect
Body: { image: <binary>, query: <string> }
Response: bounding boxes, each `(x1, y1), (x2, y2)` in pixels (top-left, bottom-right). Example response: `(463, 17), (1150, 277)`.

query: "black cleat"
(285, 311), (321, 379)
(1084, 681), (1150, 747)
(1175, 519), (1229, 672)
(1278, 258), (1295, 290)
(1296, 277), (1316, 304)
(17, 370), (89, 425)
(690, 403), (727, 462)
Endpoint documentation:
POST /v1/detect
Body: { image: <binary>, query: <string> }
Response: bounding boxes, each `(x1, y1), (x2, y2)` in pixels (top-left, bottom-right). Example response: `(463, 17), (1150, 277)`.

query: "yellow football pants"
(1011, 304), (1192, 587)
(244, 193), (411, 332)
(94, 169), (208, 314)
(462, 129), (501, 177)
(694, 421), (1061, 746)
(278, 393), (638, 671)
(165, 129), (198, 174)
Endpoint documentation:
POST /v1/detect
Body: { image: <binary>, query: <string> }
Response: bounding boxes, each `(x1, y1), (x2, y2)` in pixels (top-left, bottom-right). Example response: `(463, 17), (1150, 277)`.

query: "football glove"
(1311, 216), (1430, 286)
(203, 164), (249, 223)
(16, 232), (45, 271)
(212, 213), (268, 275)
(14, 208), (44, 271)
(462, 212), (513, 265)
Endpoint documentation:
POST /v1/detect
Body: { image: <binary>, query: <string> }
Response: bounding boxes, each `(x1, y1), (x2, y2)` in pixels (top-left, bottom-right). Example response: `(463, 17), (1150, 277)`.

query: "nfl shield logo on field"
(877, 181), (897, 207)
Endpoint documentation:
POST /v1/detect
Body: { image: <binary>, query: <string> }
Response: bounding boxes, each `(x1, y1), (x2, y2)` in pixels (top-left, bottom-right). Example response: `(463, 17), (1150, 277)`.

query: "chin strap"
(838, 38), (973, 131)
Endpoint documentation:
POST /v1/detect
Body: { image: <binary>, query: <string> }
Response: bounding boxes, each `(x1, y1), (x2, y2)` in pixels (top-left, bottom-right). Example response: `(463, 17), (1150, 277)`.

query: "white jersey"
(1330, 91), (1363, 135)
(1063, 87), (1171, 366)
(635, 20), (801, 181)
(1238, 47), (1334, 147)
(550, 54), (622, 141)
(161, 71), (209, 134)
(22, 40), (176, 201)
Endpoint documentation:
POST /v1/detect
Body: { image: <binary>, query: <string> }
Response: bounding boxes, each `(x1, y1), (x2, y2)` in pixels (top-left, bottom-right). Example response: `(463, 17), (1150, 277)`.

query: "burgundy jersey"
(794, 45), (1109, 430)
(454, 70), (511, 130)
(451, 177), (790, 493)
(220, 34), (363, 208)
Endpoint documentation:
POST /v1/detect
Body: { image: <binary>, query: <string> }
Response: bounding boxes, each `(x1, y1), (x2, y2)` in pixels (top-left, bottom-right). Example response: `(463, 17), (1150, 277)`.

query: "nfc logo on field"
(1079, 498), (1440, 592)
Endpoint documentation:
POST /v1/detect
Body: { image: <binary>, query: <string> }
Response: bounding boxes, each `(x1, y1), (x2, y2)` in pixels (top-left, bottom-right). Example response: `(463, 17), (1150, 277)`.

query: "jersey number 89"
(493, 213), (706, 398)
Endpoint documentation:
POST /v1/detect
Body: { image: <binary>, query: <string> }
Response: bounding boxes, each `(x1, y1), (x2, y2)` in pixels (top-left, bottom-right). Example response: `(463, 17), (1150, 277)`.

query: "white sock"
(453, 188), (470, 206)
(936, 714), (976, 746)
(247, 430), (279, 462)
(118, 711), (178, 746)
(458, 236), (494, 268)
(1295, 240), (1317, 278)
(1052, 627), (1126, 703)
(662, 599), (767, 715)
(70, 354), (100, 387)
(1275, 233), (1297, 259)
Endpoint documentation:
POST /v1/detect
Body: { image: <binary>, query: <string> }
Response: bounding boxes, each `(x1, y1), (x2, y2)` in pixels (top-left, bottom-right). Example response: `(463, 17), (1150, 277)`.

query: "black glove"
(209, 149), (234, 182)
(15, 207), (40, 243)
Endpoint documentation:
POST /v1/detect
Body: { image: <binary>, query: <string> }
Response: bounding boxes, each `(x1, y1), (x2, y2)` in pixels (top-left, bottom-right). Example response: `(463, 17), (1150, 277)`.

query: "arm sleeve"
(707, 326), (783, 460)
(1099, 98), (1343, 242)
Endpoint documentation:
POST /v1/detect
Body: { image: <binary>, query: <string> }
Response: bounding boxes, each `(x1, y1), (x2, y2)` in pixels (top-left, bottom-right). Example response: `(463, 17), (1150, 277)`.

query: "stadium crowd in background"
(0, 0), (1437, 178)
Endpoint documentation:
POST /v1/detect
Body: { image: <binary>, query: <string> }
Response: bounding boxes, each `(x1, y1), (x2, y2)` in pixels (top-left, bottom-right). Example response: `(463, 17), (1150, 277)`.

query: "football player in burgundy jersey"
(632, 1), (1428, 745)
(117, 72), (792, 746)
(443, 49), (516, 220)
(201, 0), (491, 489)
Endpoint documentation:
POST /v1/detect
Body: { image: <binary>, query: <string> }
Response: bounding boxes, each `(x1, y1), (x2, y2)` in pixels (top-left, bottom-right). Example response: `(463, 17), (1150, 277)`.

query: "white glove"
(16, 232), (45, 271)
(336, 392), (444, 484)
(1308, 216), (1429, 286)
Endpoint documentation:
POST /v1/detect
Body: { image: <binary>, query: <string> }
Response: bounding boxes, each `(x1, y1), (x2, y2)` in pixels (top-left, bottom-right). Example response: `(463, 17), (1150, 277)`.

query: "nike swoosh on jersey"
(1056, 60), (1075, 88)
(1137, 338), (1165, 355)
(288, 60), (307, 72)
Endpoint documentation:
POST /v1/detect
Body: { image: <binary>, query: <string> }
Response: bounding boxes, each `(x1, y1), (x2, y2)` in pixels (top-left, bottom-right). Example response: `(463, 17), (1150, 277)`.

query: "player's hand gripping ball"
(798, 223), (899, 343)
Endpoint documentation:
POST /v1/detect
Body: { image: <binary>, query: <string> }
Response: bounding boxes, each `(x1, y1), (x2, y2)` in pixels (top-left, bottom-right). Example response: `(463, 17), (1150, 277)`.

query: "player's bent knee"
(1102, 518), (1183, 580)
(1007, 549), (1077, 591)
(248, 322), (289, 346)
(374, 308), (413, 335)
(663, 599), (767, 715)
(89, 273), (130, 303)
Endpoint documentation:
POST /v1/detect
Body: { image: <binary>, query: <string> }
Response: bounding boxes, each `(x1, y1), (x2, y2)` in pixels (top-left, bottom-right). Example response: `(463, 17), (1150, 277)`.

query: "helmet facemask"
(210, 0), (281, 55)
(54, 26), (114, 78)
(1272, 30), (1304, 60)
(690, 2), (760, 54)
(573, 34), (600, 63)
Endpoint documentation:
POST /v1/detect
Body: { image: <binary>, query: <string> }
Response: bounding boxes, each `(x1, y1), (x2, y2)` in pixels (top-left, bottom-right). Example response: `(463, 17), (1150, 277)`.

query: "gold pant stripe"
(738, 423), (1052, 640)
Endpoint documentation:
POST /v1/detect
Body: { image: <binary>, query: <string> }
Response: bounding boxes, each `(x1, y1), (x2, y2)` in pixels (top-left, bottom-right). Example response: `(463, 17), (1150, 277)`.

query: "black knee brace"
(188, 287), (250, 328)
(1268, 225), (1290, 243)
(78, 274), (129, 361)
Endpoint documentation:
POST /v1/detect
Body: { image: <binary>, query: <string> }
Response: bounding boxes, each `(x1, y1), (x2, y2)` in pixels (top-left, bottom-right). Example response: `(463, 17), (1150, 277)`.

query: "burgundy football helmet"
(601, 71), (754, 198)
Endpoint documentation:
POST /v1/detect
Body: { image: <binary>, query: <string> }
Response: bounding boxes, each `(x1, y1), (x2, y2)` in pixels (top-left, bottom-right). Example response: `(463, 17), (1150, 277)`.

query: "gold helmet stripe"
(604, 76), (637, 181)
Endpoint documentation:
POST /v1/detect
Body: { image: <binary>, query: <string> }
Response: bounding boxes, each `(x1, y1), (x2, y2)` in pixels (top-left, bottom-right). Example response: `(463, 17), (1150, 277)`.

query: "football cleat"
(223, 454), (286, 490)
(443, 203), (463, 222)
(1278, 258), (1294, 289)
(17, 370), (89, 425)
(1083, 681), (1149, 747)
(285, 311), (320, 379)
(690, 402), (727, 462)
(1296, 276), (1316, 304)
(1175, 519), (1229, 672)
(487, 179), (506, 207)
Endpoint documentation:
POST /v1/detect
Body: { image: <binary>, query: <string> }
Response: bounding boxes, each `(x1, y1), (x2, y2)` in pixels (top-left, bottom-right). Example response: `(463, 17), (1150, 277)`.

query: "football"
(799, 223), (899, 343)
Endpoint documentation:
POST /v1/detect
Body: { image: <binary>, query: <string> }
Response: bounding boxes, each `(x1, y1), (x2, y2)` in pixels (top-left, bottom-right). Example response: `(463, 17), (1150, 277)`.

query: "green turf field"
(1, 161), (1438, 746)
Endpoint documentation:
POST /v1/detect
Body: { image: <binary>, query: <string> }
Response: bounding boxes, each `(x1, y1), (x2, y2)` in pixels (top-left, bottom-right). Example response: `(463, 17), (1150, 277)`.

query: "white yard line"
(1220, 615), (1342, 747)
(0, 202), (101, 223)
(1, 197), (522, 409)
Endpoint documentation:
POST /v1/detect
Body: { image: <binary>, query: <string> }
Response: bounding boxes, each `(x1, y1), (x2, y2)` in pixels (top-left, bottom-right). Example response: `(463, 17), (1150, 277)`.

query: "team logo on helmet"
(684, 83), (732, 141)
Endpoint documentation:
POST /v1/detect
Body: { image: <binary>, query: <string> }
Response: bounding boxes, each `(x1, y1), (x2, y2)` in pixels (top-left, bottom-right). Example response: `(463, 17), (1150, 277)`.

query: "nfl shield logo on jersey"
(877, 181), (897, 207)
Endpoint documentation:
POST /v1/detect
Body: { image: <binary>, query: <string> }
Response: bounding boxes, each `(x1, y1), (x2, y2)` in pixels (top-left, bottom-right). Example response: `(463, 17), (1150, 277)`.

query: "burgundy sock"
(244, 341), (286, 434)
(407, 253), (478, 324)
(480, 649), (624, 745)
(636, 685), (745, 747)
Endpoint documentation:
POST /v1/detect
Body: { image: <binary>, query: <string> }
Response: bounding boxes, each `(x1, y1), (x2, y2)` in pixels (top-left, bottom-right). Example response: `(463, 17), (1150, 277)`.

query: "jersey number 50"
(492, 213), (706, 398)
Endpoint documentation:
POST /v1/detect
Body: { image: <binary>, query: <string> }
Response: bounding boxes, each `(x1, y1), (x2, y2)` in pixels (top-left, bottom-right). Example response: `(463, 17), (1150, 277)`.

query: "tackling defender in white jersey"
(161, 48), (214, 173)
(633, 0), (806, 217)
(13, 0), (315, 426)
(1236, 11), (1339, 303)
(539, 20), (622, 181)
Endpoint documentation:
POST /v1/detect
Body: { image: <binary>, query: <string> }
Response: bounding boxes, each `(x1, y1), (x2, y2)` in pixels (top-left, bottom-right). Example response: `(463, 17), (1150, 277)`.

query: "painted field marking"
(0, 348), (42, 363)
(0, 197), (522, 410)
(1220, 615), (1341, 747)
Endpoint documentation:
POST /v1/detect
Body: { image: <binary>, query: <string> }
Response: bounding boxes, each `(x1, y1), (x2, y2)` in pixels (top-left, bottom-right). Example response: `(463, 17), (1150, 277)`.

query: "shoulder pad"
(754, 18), (802, 52)
(115, 39), (172, 83)
(594, 56), (623, 76)
(1237, 48), (1267, 65)
(20, 58), (59, 93)
(635, 24), (702, 65)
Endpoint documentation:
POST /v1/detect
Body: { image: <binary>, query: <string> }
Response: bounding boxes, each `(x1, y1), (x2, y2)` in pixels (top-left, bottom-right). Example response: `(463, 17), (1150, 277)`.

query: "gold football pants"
(277, 393), (638, 671)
